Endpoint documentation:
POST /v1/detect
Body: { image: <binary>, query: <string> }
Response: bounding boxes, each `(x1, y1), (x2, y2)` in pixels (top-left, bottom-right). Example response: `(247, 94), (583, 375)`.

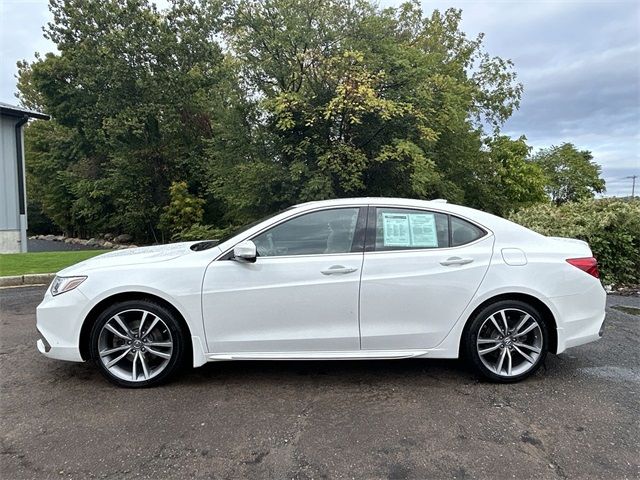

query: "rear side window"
(451, 216), (485, 246)
(374, 208), (450, 251)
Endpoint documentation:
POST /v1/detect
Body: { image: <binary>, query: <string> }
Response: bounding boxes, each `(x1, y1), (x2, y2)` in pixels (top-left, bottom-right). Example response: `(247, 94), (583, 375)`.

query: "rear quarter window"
(450, 216), (486, 246)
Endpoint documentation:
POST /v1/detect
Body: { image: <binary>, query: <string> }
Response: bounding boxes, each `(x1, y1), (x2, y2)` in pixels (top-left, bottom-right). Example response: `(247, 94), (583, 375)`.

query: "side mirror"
(233, 240), (257, 263)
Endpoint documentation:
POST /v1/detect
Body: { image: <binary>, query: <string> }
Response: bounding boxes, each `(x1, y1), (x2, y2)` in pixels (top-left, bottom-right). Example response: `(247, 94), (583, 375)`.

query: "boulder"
(114, 234), (133, 244)
(103, 241), (114, 249)
(53, 235), (65, 242)
(103, 233), (115, 241)
(44, 235), (55, 241)
(86, 238), (101, 247)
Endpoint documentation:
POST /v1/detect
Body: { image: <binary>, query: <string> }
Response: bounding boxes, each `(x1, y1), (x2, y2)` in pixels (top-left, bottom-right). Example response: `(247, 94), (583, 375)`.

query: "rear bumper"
(552, 281), (607, 354)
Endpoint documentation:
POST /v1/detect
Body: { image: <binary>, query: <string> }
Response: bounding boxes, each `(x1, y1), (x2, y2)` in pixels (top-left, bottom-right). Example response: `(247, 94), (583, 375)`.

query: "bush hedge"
(509, 198), (640, 286)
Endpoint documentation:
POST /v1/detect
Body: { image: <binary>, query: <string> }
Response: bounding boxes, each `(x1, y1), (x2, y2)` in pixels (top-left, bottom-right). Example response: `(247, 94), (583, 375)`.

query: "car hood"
(58, 242), (199, 275)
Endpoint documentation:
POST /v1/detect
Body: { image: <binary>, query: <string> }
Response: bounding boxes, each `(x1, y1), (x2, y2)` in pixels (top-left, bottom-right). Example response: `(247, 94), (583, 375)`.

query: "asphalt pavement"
(1, 286), (638, 479)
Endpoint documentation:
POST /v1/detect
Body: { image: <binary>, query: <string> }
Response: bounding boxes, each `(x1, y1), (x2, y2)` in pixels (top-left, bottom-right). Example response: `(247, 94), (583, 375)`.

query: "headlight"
(50, 276), (87, 296)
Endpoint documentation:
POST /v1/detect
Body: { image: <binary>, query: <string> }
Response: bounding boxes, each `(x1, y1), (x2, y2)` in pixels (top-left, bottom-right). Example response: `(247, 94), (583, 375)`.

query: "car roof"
(292, 197), (478, 220)
(294, 197), (448, 208)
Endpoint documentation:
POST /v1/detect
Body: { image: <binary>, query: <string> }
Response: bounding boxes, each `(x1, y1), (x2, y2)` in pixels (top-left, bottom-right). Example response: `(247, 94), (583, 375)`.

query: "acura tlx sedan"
(36, 198), (606, 387)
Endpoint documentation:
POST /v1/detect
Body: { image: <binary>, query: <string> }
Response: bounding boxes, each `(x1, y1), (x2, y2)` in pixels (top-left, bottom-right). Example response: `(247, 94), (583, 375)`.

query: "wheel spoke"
(139, 353), (149, 379)
(138, 311), (149, 336)
(105, 348), (131, 368)
(514, 314), (531, 334)
(495, 348), (507, 374)
(513, 345), (536, 364)
(112, 314), (131, 337)
(506, 348), (513, 375)
(479, 344), (501, 355)
(514, 342), (541, 354)
(146, 347), (171, 359)
(146, 341), (173, 348)
(132, 351), (139, 380)
(499, 310), (509, 334)
(105, 324), (130, 341)
(477, 338), (500, 344)
(518, 323), (538, 336)
(100, 345), (129, 357)
(141, 317), (160, 339)
(490, 315), (505, 336)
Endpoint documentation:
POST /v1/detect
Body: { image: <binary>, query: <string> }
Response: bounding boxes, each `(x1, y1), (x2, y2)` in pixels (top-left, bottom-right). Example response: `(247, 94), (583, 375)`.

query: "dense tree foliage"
(531, 143), (606, 204)
(18, 0), (605, 240)
(21, 0), (242, 239)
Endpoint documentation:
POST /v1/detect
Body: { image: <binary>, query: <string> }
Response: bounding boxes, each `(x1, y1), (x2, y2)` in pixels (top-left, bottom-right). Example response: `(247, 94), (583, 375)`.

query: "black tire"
(463, 300), (548, 383)
(89, 299), (187, 388)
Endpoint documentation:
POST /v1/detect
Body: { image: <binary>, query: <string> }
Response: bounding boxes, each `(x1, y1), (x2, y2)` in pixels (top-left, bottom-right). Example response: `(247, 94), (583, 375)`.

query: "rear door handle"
(440, 257), (474, 266)
(321, 265), (358, 275)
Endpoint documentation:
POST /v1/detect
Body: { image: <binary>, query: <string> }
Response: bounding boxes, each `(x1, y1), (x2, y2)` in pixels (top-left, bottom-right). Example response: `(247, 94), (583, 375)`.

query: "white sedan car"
(37, 198), (606, 387)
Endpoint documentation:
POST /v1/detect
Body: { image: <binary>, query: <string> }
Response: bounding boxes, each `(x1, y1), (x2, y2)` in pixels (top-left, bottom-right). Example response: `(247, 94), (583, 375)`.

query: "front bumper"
(36, 286), (88, 362)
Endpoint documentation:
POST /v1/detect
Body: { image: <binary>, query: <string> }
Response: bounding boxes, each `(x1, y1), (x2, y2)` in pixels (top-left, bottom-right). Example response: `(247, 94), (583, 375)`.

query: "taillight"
(566, 257), (600, 278)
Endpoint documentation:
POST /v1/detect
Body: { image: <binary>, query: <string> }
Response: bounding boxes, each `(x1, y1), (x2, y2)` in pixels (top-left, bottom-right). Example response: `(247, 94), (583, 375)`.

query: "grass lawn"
(0, 250), (108, 277)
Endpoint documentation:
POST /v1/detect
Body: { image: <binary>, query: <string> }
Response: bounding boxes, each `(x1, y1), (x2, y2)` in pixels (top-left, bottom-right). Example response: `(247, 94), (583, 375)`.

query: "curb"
(0, 273), (55, 288)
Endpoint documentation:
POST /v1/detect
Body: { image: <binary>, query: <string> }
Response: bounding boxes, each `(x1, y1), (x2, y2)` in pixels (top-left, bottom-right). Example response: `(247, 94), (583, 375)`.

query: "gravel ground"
(0, 286), (638, 479)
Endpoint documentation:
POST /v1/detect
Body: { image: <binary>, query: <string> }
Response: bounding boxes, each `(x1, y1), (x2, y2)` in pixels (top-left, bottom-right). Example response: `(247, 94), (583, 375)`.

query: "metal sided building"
(0, 102), (49, 253)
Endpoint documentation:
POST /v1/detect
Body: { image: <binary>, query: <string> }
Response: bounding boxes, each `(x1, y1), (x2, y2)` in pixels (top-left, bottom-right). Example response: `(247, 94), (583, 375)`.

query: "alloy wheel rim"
(98, 309), (173, 382)
(476, 308), (543, 377)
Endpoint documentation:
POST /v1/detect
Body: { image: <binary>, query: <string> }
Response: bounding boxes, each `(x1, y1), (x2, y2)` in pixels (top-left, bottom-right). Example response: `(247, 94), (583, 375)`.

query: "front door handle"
(440, 257), (474, 266)
(321, 265), (358, 275)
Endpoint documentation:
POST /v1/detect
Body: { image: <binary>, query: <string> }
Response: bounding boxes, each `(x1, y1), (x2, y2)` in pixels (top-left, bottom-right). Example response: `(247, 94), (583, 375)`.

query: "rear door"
(359, 206), (494, 350)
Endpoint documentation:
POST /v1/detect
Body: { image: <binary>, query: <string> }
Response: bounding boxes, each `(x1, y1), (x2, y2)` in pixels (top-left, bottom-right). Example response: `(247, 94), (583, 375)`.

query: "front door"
(202, 207), (365, 353)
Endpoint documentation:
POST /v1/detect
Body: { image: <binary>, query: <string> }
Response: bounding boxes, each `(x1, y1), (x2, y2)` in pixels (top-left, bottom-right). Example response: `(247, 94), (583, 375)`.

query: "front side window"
(374, 208), (449, 251)
(253, 208), (360, 257)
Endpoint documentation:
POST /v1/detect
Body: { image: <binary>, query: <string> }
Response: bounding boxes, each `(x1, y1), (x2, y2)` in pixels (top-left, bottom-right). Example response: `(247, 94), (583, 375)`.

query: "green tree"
(158, 181), (205, 239)
(532, 143), (606, 204)
(20, 0), (539, 239)
(19, 0), (240, 240)
(459, 135), (547, 216)
(211, 0), (523, 220)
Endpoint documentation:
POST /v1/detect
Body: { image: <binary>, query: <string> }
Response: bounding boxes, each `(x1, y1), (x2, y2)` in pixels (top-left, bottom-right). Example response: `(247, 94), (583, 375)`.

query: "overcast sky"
(1, 0), (638, 196)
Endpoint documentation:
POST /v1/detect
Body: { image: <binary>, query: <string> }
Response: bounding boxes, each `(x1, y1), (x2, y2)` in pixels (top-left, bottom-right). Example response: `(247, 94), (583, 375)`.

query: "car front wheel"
(89, 299), (186, 388)
(463, 300), (548, 383)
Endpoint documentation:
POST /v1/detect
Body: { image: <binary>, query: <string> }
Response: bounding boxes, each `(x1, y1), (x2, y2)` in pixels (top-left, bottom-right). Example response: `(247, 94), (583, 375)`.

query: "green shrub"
(509, 198), (640, 286)
(158, 182), (206, 238)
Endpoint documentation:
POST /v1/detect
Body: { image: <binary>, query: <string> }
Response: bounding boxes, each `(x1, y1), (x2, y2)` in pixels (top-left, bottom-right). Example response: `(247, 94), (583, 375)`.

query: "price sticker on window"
(382, 212), (438, 247)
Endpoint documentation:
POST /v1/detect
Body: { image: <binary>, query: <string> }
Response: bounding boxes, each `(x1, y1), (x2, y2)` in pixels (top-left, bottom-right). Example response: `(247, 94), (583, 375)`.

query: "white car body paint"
(36, 197), (607, 368)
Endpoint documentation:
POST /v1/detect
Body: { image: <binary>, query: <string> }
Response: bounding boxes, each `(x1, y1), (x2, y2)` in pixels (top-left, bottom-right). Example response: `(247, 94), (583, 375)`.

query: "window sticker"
(382, 213), (411, 246)
(381, 212), (438, 248)
(408, 214), (438, 247)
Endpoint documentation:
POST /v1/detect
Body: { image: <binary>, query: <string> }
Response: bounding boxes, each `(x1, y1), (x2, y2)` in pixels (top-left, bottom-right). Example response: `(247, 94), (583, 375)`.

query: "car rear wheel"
(89, 300), (186, 388)
(463, 300), (548, 383)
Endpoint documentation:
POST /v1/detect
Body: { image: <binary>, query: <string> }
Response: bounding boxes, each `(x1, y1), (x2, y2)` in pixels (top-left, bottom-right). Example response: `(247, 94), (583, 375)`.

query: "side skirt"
(206, 350), (432, 362)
